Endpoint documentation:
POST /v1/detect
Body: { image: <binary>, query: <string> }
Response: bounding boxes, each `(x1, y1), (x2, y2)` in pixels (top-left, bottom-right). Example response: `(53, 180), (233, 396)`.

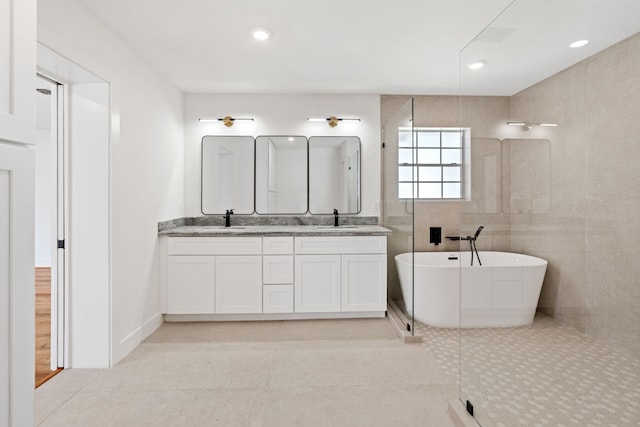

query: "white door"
(215, 256), (262, 314)
(0, 0), (35, 145)
(167, 256), (215, 314)
(0, 144), (35, 427)
(341, 254), (387, 311)
(294, 255), (341, 312)
(1, 0), (36, 422)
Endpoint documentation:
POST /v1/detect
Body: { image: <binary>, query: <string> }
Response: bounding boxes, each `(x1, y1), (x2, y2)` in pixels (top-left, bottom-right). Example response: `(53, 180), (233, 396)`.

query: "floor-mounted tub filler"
(395, 251), (548, 328)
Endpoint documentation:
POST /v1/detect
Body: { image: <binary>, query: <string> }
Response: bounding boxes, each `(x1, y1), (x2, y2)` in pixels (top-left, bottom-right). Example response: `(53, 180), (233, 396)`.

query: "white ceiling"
(76, 0), (640, 96)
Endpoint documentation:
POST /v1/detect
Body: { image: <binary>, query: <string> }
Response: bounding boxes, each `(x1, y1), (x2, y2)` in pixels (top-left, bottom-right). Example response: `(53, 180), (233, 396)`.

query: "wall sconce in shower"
(198, 116), (254, 127)
(507, 121), (558, 131)
(307, 116), (361, 127)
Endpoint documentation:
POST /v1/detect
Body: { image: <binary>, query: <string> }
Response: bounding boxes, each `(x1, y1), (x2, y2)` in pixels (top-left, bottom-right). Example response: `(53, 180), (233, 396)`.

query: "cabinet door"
(0, 143), (35, 426)
(0, 0), (36, 145)
(341, 254), (387, 312)
(294, 255), (341, 312)
(167, 256), (215, 314)
(215, 256), (262, 314)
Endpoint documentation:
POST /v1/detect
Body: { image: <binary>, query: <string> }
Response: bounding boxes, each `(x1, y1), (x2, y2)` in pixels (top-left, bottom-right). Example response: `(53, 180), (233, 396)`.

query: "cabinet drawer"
(295, 236), (386, 255)
(263, 236), (293, 254)
(263, 256), (294, 284)
(263, 285), (294, 313)
(168, 237), (262, 255)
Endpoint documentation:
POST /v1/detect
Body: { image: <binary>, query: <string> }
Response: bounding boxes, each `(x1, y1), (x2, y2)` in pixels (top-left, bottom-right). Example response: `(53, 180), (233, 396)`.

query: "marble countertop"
(159, 224), (392, 237)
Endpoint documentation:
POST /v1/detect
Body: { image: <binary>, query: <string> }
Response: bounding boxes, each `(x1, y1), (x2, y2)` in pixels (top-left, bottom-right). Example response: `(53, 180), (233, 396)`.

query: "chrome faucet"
(333, 208), (339, 227)
(224, 209), (234, 227)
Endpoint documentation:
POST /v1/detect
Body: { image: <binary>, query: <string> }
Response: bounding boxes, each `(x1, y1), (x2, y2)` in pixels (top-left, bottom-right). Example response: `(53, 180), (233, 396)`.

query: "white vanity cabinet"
(165, 237), (262, 315)
(294, 236), (387, 313)
(161, 232), (387, 318)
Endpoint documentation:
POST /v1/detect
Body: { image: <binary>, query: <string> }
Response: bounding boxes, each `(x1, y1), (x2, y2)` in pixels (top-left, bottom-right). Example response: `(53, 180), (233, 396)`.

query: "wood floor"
(35, 267), (61, 388)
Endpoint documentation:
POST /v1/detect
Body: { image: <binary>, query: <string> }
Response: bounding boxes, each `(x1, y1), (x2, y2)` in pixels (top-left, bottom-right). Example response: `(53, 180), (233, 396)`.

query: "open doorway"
(37, 41), (112, 370)
(34, 74), (65, 387)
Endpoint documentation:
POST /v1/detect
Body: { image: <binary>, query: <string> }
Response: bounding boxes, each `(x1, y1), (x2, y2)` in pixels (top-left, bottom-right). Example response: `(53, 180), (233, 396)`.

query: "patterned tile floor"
(414, 313), (640, 427)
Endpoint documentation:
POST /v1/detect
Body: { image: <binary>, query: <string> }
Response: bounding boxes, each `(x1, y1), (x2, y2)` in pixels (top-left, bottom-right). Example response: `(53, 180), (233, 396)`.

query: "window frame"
(397, 127), (466, 200)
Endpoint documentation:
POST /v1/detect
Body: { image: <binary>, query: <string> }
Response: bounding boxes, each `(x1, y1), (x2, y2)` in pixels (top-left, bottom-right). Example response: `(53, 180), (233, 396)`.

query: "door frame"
(36, 72), (68, 370)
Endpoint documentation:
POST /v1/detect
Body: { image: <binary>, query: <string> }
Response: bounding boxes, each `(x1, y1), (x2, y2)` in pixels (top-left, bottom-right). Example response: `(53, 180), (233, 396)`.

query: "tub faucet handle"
(473, 225), (484, 240)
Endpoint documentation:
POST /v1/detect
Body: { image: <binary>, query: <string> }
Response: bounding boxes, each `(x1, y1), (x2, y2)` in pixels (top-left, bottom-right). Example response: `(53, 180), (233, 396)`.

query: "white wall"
(38, 0), (184, 366)
(68, 82), (110, 367)
(184, 94), (381, 217)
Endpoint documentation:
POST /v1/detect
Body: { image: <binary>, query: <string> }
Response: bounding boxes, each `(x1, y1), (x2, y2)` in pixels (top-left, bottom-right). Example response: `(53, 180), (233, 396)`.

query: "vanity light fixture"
(198, 116), (255, 127)
(507, 121), (558, 130)
(569, 39), (589, 48)
(467, 60), (486, 70)
(307, 116), (361, 127)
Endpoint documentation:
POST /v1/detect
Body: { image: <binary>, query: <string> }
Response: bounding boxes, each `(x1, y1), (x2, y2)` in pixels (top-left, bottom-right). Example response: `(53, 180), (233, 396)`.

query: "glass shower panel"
(459, 0), (640, 426)
(382, 98), (415, 334)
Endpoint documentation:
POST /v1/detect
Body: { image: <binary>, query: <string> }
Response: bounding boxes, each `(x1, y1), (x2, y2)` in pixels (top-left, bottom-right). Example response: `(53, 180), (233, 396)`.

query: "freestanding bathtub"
(395, 252), (547, 328)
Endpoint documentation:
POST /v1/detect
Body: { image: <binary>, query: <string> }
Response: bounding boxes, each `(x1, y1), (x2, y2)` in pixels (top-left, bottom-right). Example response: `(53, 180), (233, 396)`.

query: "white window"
(398, 128), (466, 199)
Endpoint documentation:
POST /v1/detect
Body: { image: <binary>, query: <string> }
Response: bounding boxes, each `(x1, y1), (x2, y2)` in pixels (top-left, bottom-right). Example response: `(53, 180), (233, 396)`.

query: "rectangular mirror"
(201, 135), (255, 214)
(308, 136), (361, 214)
(255, 136), (308, 214)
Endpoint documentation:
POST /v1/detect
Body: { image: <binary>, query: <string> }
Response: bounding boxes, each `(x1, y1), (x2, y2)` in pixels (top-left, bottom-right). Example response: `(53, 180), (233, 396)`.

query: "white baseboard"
(164, 311), (385, 322)
(113, 313), (163, 365)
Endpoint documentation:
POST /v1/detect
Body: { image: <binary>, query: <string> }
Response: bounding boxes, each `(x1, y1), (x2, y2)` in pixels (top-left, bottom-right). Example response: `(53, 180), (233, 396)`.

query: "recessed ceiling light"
(569, 40), (589, 48)
(252, 29), (271, 41)
(467, 60), (486, 70)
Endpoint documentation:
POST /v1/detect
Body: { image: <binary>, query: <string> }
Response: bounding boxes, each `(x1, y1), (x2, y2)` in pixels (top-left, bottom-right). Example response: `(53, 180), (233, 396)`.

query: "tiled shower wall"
(510, 33), (640, 359)
(381, 32), (639, 358)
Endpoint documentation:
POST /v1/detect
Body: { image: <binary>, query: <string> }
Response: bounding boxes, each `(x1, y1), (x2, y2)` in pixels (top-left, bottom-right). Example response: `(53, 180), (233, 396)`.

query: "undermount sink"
(316, 225), (359, 229)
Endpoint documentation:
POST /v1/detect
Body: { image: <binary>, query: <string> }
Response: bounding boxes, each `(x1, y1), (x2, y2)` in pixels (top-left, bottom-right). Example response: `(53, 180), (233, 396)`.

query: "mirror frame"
(201, 135), (256, 215)
(308, 136), (362, 215)
(255, 135), (309, 215)
(200, 134), (362, 216)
